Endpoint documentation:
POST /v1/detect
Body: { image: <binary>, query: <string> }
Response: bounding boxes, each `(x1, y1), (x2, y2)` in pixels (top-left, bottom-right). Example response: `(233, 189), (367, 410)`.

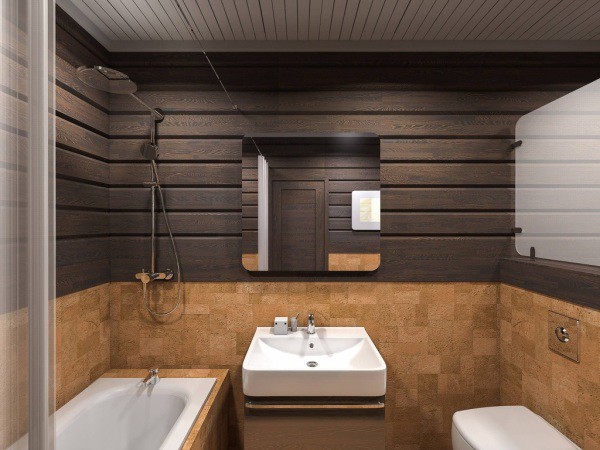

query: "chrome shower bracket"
(153, 107), (164, 123)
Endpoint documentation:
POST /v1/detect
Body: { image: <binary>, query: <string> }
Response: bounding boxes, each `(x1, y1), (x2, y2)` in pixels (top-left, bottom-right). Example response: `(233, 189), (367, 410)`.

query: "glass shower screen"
(515, 78), (600, 267)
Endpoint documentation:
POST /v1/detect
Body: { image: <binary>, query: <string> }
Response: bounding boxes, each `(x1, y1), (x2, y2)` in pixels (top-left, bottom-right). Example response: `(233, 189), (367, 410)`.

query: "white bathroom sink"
(242, 327), (386, 397)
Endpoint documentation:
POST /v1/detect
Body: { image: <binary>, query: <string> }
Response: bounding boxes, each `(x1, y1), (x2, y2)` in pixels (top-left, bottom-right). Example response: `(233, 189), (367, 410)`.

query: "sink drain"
(306, 361), (318, 368)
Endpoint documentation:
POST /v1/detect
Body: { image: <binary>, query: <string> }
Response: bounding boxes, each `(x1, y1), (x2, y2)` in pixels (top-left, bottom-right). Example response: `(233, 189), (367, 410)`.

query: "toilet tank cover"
(453, 406), (580, 450)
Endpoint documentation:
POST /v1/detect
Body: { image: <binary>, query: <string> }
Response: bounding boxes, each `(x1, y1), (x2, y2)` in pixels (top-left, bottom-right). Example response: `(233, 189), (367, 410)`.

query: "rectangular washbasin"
(242, 327), (386, 397)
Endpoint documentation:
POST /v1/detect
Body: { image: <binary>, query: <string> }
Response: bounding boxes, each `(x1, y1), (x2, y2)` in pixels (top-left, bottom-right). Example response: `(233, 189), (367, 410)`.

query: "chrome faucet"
(307, 313), (316, 334)
(143, 368), (159, 386)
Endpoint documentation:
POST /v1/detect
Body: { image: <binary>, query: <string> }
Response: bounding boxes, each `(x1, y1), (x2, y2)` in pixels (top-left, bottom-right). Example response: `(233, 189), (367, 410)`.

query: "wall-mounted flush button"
(548, 311), (579, 362)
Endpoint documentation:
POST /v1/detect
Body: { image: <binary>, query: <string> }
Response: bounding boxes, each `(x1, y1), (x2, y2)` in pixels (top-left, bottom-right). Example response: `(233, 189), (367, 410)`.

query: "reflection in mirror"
(242, 133), (380, 273)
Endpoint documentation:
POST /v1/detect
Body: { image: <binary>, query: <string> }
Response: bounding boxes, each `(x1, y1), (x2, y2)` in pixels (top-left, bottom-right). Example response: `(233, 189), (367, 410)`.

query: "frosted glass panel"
(515, 78), (600, 267)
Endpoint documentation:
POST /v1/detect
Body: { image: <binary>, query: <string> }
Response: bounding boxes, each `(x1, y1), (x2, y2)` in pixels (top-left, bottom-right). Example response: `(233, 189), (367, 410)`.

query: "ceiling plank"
(246, 0), (267, 39)
(319, 0), (335, 39)
(111, 0), (155, 39)
(536, 0), (595, 40)
(308, 0), (323, 40)
(467, 0), (519, 40)
(208, 0), (240, 39)
(553, 1), (600, 40)
(132, 0), (172, 39)
(285, 0), (298, 40)
(451, 0), (501, 40)
(329, 0), (347, 40)
(496, 0), (550, 40)
(272, 0), (287, 39)
(384, 0), (417, 40)
(163, 0), (196, 39)
(413, 0), (449, 40)
(432, 0), (474, 40)
(258, 0), (277, 39)
(339, 0), (361, 40)
(479, 0), (523, 40)
(402, 0), (438, 40)
(360, 0), (386, 40)
(81, 0), (132, 40)
(181, 0), (218, 40)
(375, 0), (408, 40)
(221, 0), (249, 39)
(297, 0), (310, 39)
(102, 0), (145, 39)
(350, 0), (374, 40)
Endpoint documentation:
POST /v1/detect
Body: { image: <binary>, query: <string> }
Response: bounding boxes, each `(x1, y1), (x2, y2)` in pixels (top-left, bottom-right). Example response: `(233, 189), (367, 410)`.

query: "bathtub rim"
(55, 377), (216, 449)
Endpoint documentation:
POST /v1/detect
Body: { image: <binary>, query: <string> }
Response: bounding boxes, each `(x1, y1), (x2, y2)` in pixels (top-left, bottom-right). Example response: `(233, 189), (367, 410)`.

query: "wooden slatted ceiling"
(57, 0), (600, 51)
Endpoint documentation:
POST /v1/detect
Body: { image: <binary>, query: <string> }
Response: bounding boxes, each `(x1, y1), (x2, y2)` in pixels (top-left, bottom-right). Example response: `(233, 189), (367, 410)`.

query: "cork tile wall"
(500, 284), (600, 449)
(56, 283), (111, 408)
(110, 281), (499, 449)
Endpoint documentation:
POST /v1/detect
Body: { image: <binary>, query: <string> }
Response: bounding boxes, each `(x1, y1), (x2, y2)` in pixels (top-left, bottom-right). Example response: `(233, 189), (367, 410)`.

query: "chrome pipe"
(129, 92), (164, 121)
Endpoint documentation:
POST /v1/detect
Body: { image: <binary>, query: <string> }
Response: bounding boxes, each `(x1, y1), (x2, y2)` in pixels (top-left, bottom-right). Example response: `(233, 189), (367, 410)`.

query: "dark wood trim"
(500, 257), (600, 311)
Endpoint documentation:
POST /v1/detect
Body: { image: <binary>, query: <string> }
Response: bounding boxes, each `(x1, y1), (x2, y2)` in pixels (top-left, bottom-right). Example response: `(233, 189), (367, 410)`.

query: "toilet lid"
(453, 406), (580, 450)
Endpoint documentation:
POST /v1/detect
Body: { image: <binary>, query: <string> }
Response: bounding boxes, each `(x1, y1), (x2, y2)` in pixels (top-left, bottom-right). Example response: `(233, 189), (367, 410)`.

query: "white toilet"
(452, 406), (581, 450)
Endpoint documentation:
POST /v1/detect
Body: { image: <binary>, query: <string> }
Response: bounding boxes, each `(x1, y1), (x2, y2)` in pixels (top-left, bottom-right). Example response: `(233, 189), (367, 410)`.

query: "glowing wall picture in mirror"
(352, 191), (381, 231)
(241, 133), (380, 273)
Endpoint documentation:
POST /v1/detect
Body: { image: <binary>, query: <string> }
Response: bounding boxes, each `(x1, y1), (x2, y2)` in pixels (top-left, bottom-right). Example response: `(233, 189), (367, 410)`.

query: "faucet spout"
(143, 368), (159, 386)
(307, 313), (316, 334)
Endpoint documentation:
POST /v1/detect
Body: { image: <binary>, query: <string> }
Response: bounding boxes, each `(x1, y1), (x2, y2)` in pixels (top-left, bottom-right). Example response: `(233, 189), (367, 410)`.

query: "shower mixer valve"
(135, 268), (174, 284)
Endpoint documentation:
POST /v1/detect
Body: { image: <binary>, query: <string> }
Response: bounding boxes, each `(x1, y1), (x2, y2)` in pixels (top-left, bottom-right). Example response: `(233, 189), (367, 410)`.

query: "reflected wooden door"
(270, 181), (326, 271)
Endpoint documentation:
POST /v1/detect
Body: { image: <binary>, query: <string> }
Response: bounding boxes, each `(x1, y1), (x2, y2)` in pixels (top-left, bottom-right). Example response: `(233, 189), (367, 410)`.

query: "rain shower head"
(76, 66), (137, 95)
(76, 66), (164, 122)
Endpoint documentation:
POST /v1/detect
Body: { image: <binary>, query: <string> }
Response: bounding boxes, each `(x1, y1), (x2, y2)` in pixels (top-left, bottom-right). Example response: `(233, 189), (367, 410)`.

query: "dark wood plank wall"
(55, 9), (111, 296)
(241, 142), (380, 257)
(55, 7), (600, 290)
(107, 52), (600, 282)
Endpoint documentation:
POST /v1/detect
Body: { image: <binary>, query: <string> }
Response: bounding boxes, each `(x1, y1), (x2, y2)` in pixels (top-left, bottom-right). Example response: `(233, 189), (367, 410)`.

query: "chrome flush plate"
(548, 311), (580, 363)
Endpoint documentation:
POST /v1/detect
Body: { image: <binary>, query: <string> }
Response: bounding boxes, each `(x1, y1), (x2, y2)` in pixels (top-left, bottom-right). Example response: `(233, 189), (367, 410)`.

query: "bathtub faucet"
(143, 368), (159, 386)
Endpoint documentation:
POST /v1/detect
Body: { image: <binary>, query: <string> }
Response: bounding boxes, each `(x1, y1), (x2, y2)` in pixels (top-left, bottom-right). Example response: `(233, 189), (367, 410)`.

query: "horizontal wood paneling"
(111, 113), (522, 137)
(501, 257), (600, 310)
(110, 187), (241, 210)
(382, 212), (514, 235)
(56, 117), (109, 160)
(56, 85), (109, 135)
(110, 163), (240, 186)
(381, 188), (514, 211)
(114, 66), (598, 91)
(381, 164), (514, 186)
(110, 236), (245, 281)
(109, 52), (600, 68)
(56, 179), (109, 210)
(109, 138), (240, 161)
(381, 139), (516, 161)
(56, 148), (109, 185)
(109, 90), (567, 113)
(43, 40), (593, 285)
(57, 210), (109, 237)
(56, 19), (111, 295)
(110, 49), (597, 282)
(110, 212), (241, 235)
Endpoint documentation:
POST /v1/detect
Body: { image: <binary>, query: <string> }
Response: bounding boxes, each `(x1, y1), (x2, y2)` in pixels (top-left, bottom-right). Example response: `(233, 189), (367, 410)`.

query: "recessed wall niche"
(241, 133), (380, 273)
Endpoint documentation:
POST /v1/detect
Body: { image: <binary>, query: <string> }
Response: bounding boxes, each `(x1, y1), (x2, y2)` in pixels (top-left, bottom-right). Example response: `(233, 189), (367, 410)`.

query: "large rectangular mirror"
(242, 133), (380, 273)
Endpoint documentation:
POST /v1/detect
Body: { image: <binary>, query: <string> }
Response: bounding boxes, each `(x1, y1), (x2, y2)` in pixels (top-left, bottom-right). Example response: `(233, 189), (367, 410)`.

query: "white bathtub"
(55, 377), (216, 450)
(1, 378), (217, 450)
